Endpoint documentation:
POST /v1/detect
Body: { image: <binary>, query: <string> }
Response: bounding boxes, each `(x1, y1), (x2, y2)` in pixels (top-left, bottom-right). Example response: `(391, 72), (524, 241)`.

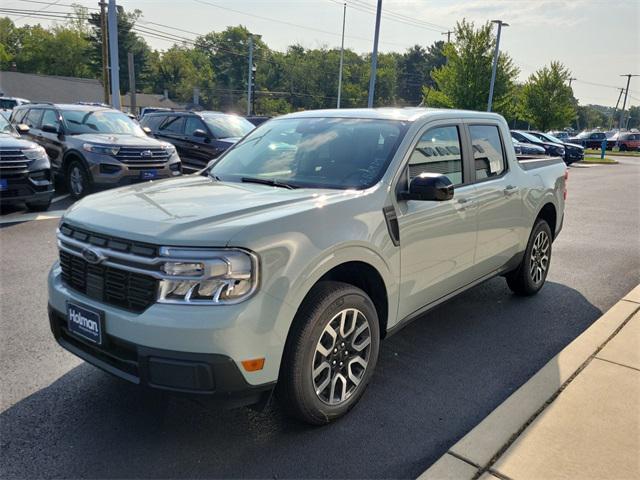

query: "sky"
(6, 0), (640, 108)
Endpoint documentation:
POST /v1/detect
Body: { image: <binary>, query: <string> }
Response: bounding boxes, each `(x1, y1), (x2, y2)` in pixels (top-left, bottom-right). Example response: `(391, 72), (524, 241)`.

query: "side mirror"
(193, 128), (209, 138)
(400, 173), (454, 201)
(16, 123), (30, 134)
(142, 126), (152, 135)
(42, 123), (60, 134)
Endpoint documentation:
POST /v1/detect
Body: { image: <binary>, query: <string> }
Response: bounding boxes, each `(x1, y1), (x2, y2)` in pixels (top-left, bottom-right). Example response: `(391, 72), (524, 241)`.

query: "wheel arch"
(536, 202), (558, 238)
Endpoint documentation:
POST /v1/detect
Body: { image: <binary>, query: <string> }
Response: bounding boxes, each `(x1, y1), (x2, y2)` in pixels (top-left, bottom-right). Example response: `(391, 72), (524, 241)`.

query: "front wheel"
(278, 281), (380, 425)
(66, 160), (91, 199)
(506, 219), (552, 296)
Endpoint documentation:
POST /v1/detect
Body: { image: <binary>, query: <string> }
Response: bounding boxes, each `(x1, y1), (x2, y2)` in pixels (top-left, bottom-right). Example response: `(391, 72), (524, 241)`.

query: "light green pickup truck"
(48, 108), (567, 424)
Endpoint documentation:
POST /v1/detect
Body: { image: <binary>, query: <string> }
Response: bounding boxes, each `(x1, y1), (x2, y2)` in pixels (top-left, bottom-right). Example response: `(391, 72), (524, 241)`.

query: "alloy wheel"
(312, 308), (372, 406)
(70, 166), (84, 196)
(529, 230), (550, 284)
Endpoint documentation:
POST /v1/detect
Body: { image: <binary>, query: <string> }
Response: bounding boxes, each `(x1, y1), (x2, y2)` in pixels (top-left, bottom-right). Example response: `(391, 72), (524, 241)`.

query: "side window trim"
(463, 122), (509, 184)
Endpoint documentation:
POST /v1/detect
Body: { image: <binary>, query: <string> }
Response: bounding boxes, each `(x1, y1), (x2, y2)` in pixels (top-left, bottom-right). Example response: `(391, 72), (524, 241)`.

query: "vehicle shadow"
(0, 279), (600, 479)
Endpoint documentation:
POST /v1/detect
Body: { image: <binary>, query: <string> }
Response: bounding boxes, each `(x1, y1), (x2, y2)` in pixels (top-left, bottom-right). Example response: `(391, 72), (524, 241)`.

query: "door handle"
(457, 198), (475, 210)
(504, 185), (519, 195)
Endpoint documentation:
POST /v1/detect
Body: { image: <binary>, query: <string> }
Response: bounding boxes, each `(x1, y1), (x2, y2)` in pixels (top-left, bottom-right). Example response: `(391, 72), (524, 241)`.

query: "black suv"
(11, 103), (182, 199)
(140, 111), (255, 171)
(0, 113), (54, 210)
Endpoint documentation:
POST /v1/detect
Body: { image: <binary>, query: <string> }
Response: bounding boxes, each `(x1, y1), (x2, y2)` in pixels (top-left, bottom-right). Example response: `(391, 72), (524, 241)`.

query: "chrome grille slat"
(115, 147), (170, 165)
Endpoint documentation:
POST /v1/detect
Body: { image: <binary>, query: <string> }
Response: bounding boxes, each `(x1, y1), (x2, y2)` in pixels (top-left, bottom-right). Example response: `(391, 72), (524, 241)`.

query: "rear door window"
(469, 125), (506, 180)
(408, 125), (463, 185)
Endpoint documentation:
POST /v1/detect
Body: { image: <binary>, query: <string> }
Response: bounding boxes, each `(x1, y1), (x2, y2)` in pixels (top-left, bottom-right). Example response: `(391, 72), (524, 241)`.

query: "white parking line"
(0, 209), (66, 225)
(52, 194), (70, 204)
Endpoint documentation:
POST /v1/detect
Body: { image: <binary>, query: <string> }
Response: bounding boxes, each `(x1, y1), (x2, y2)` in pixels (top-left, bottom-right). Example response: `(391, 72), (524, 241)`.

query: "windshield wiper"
(241, 176), (298, 189)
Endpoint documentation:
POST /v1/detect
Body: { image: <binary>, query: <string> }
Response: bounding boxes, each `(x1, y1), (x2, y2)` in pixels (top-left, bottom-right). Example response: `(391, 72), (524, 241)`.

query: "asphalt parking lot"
(1, 157), (638, 479)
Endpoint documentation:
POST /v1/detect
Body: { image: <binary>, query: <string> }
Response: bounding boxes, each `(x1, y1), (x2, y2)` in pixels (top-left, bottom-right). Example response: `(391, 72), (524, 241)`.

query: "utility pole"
(568, 77), (576, 87)
(610, 87), (624, 130)
(247, 35), (253, 116)
(107, 0), (121, 109)
(487, 19), (508, 112)
(127, 52), (136, 115)
(441, 30), (453, 43)
(618, 74), (638, 130)
(336, 2), (346, 108)
(99, 0), (109, 104)
(367, 0), (382, 108)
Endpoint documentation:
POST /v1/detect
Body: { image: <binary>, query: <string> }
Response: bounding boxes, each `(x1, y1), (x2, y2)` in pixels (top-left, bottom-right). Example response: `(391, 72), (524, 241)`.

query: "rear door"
(465, 122), (523, 276)
(396, 121), (478, 319)
(22, 108), (44, 144)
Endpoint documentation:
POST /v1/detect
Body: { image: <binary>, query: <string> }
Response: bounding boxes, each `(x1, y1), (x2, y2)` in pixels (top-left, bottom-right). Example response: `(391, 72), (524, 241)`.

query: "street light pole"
(618, 74), (638, 130)
(367, 0), (382, 108)
(107, 0), (120, 109)
(487, 19), (508, 112)
(247, 35), (253, 116)
(336, 2), (346, 109)
(99, 0), (110, 104)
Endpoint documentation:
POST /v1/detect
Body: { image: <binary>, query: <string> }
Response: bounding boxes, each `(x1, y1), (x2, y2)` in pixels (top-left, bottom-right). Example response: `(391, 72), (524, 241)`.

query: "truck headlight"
(83, 143), (120, 156)
(158, 248), (258, 304)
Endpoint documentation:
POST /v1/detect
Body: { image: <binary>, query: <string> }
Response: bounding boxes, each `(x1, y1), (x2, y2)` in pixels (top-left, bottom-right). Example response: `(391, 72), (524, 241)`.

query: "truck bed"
(517, 156), (566, 171)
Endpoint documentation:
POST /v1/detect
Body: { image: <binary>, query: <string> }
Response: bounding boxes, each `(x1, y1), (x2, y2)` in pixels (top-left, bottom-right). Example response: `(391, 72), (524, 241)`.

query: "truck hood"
(70, 133), (166, 147)
(63, 175), (352, 246)
(0, 132), (40, 149)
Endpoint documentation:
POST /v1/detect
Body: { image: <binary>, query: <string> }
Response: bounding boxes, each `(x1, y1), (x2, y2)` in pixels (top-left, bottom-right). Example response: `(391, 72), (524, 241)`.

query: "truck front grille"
(59, 250), (158, 313)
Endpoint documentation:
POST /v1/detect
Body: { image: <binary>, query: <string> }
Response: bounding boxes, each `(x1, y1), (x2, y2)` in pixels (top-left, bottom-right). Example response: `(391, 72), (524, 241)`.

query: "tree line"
(1, 6), (637, 131)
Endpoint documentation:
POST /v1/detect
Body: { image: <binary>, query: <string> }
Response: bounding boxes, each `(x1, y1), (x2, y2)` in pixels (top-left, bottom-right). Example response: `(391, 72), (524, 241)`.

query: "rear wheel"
(619, 144), (627, 152)
(506, 219), (552, 296)
(66, 159), (91, 199)
(278, 281), (380, 425)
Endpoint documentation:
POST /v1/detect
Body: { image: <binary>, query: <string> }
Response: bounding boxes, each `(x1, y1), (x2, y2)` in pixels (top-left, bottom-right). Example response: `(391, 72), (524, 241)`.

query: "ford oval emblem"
(141, 150), (153, 157)
(82, 247), (104, 265)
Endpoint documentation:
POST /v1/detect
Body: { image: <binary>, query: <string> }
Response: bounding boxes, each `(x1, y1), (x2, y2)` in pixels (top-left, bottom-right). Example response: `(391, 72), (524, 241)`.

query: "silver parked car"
(48, 108), (567, 424)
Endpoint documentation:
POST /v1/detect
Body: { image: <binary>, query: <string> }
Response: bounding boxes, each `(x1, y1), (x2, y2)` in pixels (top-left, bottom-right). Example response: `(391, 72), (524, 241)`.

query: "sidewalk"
(420, 284), (640, 480)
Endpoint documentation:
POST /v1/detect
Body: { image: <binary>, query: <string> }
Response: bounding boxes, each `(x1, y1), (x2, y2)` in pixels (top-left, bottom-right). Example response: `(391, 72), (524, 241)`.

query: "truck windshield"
(61, 109), (146, 136)
(209, 117), (409, 190)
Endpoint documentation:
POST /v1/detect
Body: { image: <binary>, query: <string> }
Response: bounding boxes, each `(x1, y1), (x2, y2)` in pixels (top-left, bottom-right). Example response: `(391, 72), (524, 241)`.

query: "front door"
(465, 123), (522, 276)
(38, 109), (64, 172)
(396, 123), (479, 320)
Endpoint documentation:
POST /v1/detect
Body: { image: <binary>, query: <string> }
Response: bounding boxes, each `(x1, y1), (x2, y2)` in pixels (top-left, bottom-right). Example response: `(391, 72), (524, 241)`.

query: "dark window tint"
(140, 114), (165, 131)
(469, 125), (506, 180)
(185, 116), (207, 136)
(25, 109), (43, 129)
(41, 109), (61, 129)
(408, 126), (463, 185)
(11, 108), (28, 124)
(159, 116), (185, 134)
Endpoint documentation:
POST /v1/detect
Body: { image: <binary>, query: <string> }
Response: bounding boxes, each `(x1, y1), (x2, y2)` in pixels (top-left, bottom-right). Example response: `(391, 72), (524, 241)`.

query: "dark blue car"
(141, 111), (255, 172)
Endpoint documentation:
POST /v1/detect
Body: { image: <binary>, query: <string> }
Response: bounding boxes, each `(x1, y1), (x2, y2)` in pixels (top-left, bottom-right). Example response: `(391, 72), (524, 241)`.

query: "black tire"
(277, 281), (380, 425)
(66, 159), (91, 199)
(506, 219), (553, 296)
(25, 197), (52, 212)
(619, 144), (627, 152)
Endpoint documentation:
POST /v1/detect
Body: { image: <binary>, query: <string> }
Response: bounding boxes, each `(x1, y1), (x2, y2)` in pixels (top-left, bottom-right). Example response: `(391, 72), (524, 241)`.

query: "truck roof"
(279, 107), (506, 122)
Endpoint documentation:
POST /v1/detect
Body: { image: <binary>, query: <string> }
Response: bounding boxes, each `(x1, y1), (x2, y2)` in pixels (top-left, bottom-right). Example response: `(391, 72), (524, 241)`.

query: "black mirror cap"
(42, 123), (59, 134)
(193, 128), (209, 138)
(16, 123), (30, 134)
(401, 173), (454, 201)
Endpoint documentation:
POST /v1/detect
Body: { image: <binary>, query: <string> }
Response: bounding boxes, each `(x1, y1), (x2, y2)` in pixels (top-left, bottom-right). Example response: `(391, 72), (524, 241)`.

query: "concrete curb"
(418, 284), (640, 480)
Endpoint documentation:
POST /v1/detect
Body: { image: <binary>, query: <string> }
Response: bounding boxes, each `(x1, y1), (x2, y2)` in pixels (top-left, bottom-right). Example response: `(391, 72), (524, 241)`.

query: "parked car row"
(511, 130), (584, 165)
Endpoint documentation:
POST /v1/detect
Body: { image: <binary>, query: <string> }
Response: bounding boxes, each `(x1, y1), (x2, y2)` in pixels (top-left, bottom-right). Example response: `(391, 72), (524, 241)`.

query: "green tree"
(427, 19), (519, 114)
(627, 105), (640, 129)
(86, 8), (152, 92)
(397, 42), (446, 105)
(521, 62), (576, 130)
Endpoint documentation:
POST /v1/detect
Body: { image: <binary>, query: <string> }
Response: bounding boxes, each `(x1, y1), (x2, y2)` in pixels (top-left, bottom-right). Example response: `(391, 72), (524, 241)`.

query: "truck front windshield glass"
(61, 110), (145, 136)
(209, 117), (409, 190)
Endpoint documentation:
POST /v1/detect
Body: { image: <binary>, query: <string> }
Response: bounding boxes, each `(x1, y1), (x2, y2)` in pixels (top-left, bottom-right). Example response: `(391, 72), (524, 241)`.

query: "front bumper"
(0, 170), (54, 204)
(48, 305), (273, 406)
(48, 263), (294, 399)
(83, 152), (182, 188)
